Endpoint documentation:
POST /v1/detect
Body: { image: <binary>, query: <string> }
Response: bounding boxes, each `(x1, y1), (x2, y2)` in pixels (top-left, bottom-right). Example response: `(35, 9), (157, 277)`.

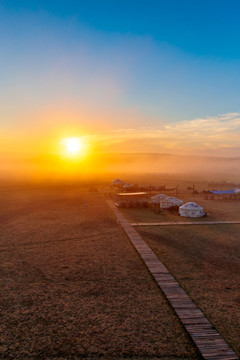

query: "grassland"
(120, 191), (240, 223)
(0, 185), (201, 359)
(121, 191), (240, 357)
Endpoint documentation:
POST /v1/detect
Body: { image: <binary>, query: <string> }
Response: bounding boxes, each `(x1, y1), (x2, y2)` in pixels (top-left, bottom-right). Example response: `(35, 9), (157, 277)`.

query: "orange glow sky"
(1, 2), (240, 179)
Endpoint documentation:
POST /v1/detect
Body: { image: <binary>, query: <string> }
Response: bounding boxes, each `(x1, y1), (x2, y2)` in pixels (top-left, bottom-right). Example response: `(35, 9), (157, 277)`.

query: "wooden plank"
(131, 221), (240, 226)
(107, 200), (239, 360)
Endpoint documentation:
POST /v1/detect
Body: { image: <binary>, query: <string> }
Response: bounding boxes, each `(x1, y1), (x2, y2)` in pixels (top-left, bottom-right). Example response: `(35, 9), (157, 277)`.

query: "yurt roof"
(179, 202), (203, 210)
(151, 194), (168, 200)
(113, 178), (124, 184)
(161, 197), (183, 206)
(167, 196), (180, 201)
(162, 196), (183, 203)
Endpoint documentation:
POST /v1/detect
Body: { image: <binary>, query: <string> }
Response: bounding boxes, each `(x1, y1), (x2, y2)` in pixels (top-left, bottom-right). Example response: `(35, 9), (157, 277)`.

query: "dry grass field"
(0, 184), (202, 359)
(121, 192), (240, 357)
(120, 187), (240, 223)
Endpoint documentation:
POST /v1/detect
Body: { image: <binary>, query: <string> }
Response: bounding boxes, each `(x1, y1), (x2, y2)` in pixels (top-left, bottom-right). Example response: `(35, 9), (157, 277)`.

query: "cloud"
(2, 111), (240, 158)
(92, 112), (240, 156)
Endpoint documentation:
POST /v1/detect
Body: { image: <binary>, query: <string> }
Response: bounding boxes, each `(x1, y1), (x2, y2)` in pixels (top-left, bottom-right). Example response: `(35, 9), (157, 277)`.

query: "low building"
(203, 189), (240, 200)
(115, 192), (148, 208)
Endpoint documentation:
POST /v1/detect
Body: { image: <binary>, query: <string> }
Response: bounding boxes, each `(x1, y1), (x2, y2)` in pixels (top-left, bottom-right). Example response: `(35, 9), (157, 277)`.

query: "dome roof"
(113, 178), (124, 184)
(151, 194), (168, 202)
(160, 196), (183, 208)
(179, 202), (203, 210)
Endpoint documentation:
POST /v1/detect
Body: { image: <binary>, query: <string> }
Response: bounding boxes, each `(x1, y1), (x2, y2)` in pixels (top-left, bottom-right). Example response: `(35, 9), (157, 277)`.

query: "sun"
(62, 137), (84, 157)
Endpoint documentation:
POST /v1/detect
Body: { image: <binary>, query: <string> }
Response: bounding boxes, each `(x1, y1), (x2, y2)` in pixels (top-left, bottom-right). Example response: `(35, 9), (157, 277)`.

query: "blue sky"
(1, 0), (240, 156)
(3, 0), (240, 58)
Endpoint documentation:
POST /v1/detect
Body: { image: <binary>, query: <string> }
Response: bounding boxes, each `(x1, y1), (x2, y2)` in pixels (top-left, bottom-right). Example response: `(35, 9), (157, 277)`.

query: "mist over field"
(99, 153), (240, 178)
(1, 152), (240, 183)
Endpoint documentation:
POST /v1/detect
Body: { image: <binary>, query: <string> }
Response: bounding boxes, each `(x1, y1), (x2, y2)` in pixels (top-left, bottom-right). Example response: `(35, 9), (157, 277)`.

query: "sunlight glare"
(62, 137), (84, 157)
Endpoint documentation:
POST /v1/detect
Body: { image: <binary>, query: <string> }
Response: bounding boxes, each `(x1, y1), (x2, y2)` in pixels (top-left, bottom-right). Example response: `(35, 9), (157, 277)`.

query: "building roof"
(210, 190), (235, 194)
(118, 192), (147, 196)
(113, 178), (124, 184)
(180, 202), (203, 210)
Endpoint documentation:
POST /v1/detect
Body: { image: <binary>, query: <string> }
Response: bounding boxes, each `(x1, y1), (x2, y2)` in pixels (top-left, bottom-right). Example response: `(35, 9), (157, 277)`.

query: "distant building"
(203, 188), (240, 199)
(112, 178), (124, 186)
(115, 192), (148, 208)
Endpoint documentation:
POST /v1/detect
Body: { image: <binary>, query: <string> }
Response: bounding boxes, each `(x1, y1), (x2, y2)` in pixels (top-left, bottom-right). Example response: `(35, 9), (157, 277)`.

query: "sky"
(1, 0), (240, 165)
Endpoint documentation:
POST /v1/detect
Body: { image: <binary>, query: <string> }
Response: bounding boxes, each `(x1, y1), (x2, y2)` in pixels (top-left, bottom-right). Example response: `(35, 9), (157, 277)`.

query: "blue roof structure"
(210, 190), (235, 195)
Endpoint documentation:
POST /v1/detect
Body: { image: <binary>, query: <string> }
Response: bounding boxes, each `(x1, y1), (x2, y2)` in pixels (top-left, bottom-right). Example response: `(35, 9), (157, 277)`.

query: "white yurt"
(179, 202), (204, 218)
(112, 178), (124, 186)
(151, 194), (169, 204)
(160, 196), (183, 209)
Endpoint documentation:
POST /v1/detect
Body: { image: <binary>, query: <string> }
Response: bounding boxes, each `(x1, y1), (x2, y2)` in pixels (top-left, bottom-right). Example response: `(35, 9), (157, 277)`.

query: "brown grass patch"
(136, 223), (240, 357)
(0, 185), (200, 359)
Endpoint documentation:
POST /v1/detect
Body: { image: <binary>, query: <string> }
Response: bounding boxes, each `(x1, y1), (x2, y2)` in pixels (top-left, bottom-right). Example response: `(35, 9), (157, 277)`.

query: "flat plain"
(0, 184), (201, 360)
(121, 189), (240, 357)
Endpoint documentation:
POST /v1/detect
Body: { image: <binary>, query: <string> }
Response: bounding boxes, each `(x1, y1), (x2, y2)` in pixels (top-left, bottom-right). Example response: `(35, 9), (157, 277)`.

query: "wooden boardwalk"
(107, 200), (239, 360)
(131, 220), (240, 226)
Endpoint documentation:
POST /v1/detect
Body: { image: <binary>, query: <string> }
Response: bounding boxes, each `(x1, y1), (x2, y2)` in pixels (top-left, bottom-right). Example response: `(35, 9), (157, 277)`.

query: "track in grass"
(107, 200), (239, 360)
